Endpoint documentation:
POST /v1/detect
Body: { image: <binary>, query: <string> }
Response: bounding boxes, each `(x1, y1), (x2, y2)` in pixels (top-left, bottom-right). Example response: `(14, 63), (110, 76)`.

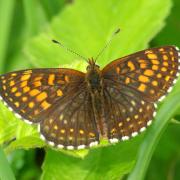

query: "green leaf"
(25, 0), (172, 69)
(42, 137), (142, 180)
(4, 0), (67, 72)
(0, 148), (16, 180)
(151, 0), (180, 48)
(0, 102), (18, 145)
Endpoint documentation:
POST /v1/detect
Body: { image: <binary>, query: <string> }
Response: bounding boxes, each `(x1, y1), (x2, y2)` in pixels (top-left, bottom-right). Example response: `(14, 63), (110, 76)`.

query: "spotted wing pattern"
(0, 68), (99, 149)
(102, 46), (180, 142)
(40, 92), (99, 149)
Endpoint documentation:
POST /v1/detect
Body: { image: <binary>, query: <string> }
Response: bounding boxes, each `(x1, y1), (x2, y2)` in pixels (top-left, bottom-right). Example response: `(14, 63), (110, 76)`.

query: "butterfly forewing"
(102, 46), (180, 141)
(103, 46), (180, 102)
(0, 68), (99, 149)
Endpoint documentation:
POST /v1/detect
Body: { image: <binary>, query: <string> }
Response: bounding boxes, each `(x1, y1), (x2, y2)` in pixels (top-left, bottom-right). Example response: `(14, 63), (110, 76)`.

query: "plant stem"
(23, 0), (40, 36)
(0, 0), (15, 73)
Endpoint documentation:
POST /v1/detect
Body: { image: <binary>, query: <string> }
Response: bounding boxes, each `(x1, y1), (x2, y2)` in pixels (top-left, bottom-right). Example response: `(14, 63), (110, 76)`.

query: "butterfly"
(0, 45), (179, 150)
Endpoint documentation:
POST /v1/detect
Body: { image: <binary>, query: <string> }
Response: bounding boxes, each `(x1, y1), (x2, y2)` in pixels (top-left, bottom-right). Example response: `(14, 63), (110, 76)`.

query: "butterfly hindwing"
(103, 84), (155, 142)
(40, 92), (99, 149)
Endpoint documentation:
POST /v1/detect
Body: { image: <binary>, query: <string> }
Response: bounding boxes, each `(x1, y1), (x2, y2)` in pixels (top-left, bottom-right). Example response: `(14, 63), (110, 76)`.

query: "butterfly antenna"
(52, 39), (88, 62)
(95, 28), (120, 62)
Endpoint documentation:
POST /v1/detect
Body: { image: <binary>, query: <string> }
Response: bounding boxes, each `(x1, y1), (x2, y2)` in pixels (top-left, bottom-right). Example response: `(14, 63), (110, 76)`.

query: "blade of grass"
(0, 147), (15, 180)
(23, 0), (39, 36)
(0, 0), (15, 73)
(128, 91), (180, 180)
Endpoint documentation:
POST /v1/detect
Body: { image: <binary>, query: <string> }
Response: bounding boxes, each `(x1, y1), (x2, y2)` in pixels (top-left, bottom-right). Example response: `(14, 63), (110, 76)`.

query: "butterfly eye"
(86, 65), (91, 71)
(95, 65), (100, 69)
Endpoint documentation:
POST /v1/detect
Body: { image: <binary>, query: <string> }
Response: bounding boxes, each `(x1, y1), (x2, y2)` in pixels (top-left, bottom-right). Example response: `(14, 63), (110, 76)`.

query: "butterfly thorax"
(85, 59), (107, 137)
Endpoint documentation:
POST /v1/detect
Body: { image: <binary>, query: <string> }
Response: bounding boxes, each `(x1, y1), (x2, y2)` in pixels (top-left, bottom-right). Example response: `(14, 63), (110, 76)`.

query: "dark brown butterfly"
(0, 45), (179, 150)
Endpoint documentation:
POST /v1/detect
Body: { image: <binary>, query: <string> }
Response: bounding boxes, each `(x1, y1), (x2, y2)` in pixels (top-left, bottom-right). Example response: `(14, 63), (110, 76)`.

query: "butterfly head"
(86, 58), (100, 72)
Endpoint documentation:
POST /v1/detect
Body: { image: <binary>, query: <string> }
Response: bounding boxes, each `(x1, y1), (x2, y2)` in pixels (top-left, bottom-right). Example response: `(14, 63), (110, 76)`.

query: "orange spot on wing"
(10, 81), (15, 86)
(70, 129), (74, 132)
(163, 62), (168, 66)
(116, 67), (120, 74)
(14, 102), (20, 107)
(170, 51), (173, 55)
(152, 65), (158, 70)
(3, 85), (6, 90)
(60, 129), (65, 133)
(128, 61), (135, 71)
(125, 77), (130, 84)
(33, 81), (42, 87)
(161, 67), (167, 72)
(24, 70), (32, 74)
(139, 59), (147, 68)
(34, 76), (42, 81)
(144, 69), (154, 76)
(36, 92), (47, 102)
(138, 84), (146, 92)
(163, 55), (168, 60)
(65, 75), (70, 82)
(21, 109), (25, 113)
(11, 87), (17, 93)
(151, 60), (159, 64)
(138, 75), (149, 83)
(41, 100), (51, 110)
(23, 86), (30, 93)
(159, 48), (164, 52)
(79, 130), (84, 134)
(150, 89), (155, 94)
(22, 96), (28, 102)
(29, 89), (40, 96)
(29, 102), (35, 108)
(54, 125), (58, 130)
(15, 92), (22, 97)
(89, 132), (95, 137)
(34, 109), (40, 115)
(48, 74), (55, 85)
(152, 81), (158, 86)
(165, 76), (170, 81)
(157, 73), (162, 78)
(57, 89), (63, 96)
(21, 74), (31, 81)
(140, 63), (147, 68)
(9, 98), (13, 102)
(21, 81), (28, 87)
(147, 53), (157, 59)
(11, 73), (17, 77)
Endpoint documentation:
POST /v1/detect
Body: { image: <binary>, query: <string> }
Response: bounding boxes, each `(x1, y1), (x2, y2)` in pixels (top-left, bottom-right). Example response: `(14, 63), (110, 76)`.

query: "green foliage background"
(0, 0), (180, 179)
